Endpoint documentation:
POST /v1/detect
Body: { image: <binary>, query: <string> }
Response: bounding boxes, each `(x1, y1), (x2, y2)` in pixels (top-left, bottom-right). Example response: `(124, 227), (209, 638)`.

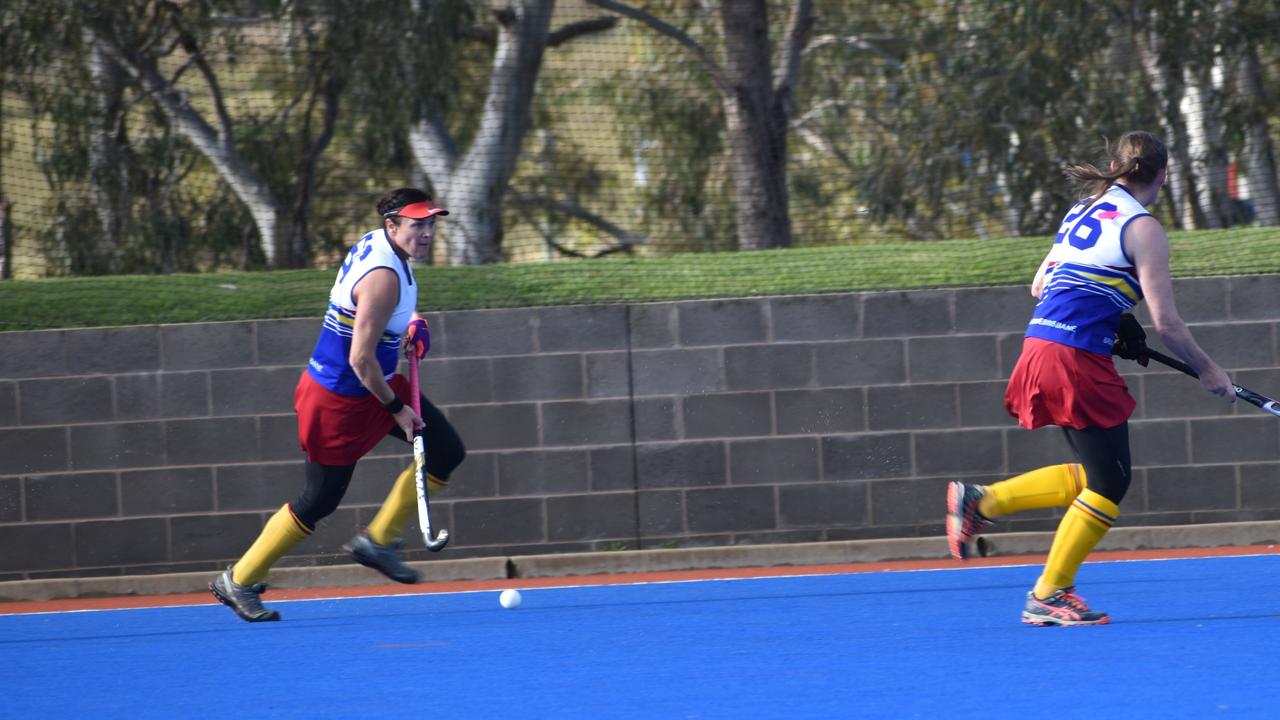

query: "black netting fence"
(1, 0), (1278, 283)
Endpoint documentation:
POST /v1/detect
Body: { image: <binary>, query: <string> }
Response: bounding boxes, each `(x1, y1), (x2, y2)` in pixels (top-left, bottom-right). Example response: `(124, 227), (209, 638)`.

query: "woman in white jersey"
(211, 188), (467, 622)
(946, 132), (1234, 626)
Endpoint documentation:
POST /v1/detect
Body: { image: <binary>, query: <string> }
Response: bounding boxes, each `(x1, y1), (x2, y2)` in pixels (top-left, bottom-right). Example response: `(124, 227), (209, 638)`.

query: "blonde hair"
(1065, 131), (1168, 208)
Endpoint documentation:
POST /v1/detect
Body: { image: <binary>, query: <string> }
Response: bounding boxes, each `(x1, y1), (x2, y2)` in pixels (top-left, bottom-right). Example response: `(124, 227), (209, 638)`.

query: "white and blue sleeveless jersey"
(306, 229), (417, 396)
(1026, 184), (1150, 355)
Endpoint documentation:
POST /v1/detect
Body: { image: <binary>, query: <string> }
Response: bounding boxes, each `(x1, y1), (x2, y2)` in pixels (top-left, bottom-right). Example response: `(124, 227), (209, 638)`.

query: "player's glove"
(405, 316), (430, 359)
(1112, 312), (1149, 367)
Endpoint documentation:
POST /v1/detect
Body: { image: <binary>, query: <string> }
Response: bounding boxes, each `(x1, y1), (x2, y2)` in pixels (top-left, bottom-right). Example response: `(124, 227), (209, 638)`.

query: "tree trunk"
(409, 0), (556, 265)
(1135, 22), (1199, 230)
(1237, 44), (1280, 226)
(719, 0), (791, 251)
(1180, 56), (1229, 229)
(84, 33), (131, 272)
(0, 74), (8, 279)
(285, 75), (345, 267)
(0, 197), (11, 280)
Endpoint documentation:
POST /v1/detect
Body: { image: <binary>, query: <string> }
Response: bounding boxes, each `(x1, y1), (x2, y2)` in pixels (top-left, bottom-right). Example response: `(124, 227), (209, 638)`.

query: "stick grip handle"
(1143, 348), (1198, 378)
(408, 351), (422, 418)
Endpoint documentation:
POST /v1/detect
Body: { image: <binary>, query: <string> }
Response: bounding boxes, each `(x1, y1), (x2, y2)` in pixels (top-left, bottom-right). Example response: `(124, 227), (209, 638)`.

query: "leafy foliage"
(1, 0), (1278, 277)
(594, 3), (735, 254)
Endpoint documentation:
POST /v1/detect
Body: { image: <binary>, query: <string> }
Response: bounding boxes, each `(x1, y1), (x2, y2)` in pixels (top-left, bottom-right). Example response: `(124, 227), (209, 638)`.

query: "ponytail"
(1064, 132), (1167, 210)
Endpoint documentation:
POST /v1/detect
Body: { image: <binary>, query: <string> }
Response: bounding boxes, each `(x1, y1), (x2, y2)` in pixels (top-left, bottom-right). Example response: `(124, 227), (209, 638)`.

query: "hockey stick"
(407, 354), (450, 551)
(1142, 348), (1280, 418)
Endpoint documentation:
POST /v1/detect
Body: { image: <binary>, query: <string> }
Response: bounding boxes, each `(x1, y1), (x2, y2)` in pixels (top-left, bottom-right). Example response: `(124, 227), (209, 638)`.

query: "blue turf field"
(4, 555), (1280, 718)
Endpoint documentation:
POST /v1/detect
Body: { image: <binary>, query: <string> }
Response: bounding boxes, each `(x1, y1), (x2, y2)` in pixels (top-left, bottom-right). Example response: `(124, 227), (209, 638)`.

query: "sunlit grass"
(2, 227), (1274, 331)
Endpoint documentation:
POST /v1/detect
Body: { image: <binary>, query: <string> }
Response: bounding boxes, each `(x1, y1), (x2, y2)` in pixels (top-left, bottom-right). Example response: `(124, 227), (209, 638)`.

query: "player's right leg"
(947, 463), (1085, 559)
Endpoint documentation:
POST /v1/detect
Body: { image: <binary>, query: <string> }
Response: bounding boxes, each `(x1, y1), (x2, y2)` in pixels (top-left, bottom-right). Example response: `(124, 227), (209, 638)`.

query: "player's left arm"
(1128, 216), (1233, 400)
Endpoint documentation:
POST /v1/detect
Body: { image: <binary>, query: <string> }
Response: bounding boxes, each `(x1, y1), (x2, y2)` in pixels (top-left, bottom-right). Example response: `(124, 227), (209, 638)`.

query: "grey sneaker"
(345, 531), (418, 584)
(1022, 586), (1110, 627)
(209, 567), (280, 622)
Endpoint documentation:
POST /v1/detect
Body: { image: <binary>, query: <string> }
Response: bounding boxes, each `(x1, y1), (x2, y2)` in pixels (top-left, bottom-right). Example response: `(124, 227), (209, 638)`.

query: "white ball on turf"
(499, 589), (522, 609)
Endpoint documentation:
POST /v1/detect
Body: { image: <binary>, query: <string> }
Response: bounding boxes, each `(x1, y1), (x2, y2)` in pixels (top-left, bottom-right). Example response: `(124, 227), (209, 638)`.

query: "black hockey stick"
(1143, 348), (1280, 418)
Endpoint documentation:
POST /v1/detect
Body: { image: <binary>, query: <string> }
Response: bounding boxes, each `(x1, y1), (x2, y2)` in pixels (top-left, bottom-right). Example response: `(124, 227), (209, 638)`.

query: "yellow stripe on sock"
(232, 504), (311, 586)
(982, 463), (1086, 518)
(367, 464), (447, 545)
(1034, 488), (1119, 597)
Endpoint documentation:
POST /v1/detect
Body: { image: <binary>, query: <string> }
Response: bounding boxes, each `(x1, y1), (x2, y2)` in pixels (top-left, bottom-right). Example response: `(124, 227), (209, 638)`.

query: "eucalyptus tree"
(588, 6), (732, 254)
(2, 0), (148, 273)
(1235, 43), (1280, 226)
(1225, 0), (1280, 226)
(76, 1), (298, 267)
(1, 1), (288, 270)
(264, 0), (471, 265)
(1132, 0), (1234, 230)
(391, 1), (622, 265)
(1, 1), (473, 271)
(588, 0), (814, 252)
(1128, 0), (1280, 230)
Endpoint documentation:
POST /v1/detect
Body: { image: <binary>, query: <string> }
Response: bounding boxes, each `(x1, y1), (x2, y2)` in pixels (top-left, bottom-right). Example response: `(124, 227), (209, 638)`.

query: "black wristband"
(383, 396), (405, 414)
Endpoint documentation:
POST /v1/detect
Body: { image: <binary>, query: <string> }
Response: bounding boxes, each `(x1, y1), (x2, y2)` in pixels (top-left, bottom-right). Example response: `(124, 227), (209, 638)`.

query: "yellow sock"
(1033, 488), (1118, 599)
(366, 463), (448, 545)
(978, 463), (1085, 518)
(232, 504), (311, 586)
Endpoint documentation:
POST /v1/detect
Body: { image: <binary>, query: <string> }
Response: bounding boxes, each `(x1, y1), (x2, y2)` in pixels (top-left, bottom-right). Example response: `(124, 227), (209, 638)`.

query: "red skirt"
(294, 371), (412, 465)
(1004, 337), (1135, 430)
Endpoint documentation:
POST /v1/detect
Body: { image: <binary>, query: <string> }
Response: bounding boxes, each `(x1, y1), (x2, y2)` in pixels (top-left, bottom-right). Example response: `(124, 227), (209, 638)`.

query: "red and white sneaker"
(946, 481), (994, 560)
(1021, 586), (1110, 626)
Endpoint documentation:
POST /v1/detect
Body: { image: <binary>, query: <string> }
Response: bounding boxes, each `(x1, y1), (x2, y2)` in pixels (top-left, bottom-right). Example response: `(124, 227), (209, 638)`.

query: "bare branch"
(794, 126), (854, 171)
(585, 0), (728, 93)
(547, 15), (618, 47)
(805, 33), (902, 66)
(462, 14), (617, 50)
(790, 98), (855, 128)
(459, 26), (497, 46)
(136, 1), (172, 55)
(509, 189), (646, 248)
(168, 55), (198, 86)
(512, 205), (588, 259)
(772, 0), (814, 110)
(523, 214), (638, 259)
(162, 4), (235, 147)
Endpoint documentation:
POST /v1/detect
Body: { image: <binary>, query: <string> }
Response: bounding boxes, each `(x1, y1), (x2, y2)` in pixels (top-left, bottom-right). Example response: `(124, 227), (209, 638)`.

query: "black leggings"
(290, 394), (466, 530)
(1062, 423), (1131, 505)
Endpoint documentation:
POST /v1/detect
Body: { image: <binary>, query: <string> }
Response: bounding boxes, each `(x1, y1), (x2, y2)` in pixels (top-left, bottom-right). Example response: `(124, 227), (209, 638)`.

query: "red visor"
(387, 200), (448, 219)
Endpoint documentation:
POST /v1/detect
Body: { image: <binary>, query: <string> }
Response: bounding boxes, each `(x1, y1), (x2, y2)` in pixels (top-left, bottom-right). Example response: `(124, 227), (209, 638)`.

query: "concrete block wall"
(2, 275), (1279, 580)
